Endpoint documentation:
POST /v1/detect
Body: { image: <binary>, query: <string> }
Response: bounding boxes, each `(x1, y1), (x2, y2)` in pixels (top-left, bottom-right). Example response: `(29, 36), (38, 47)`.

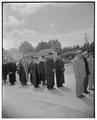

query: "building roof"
(61, 50), (79, 57)
(24, 52), (36, 57)
(23, 48), (57, 59)
(37, 48), (57, 57)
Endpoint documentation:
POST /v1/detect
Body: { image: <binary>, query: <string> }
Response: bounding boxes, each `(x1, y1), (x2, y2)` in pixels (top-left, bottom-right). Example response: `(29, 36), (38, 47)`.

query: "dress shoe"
(77, 94), (85, 99)
(58, 85), (64, 88)
(89, 88), (94, 91)
(81, 94), (86, 97)
(77, 96), (83, 99)
(84, 91), (90, 94)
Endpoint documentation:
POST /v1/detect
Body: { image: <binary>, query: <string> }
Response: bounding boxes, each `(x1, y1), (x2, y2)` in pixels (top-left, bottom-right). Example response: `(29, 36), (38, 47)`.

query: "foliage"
(36, 39), (62, 53)
(48, 39), (62, 52)
(19, 41), (35, 55)
(17, 38), (95, 58)
(36, 41), (50, 51)
(81, 41), (94, 54)
(62, 45), (80, 54)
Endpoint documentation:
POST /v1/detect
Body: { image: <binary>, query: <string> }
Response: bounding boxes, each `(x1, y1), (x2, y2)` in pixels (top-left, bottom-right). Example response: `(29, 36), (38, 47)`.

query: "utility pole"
(84, 33), (89, 52)
(84, 33), (88, 44)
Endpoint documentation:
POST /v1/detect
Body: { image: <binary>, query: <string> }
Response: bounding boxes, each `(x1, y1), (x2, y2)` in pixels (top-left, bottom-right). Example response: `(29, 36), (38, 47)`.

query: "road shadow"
(87, 92), (94, 97)
(59, 86), (72, 93)
(2, 81), (10, 86)
(18, 85), (30, 89)
(49, 88), (63, 96)
(33, 86), (45, 92)
(4, 83), (16, 87)
(82, 97), (93, 106)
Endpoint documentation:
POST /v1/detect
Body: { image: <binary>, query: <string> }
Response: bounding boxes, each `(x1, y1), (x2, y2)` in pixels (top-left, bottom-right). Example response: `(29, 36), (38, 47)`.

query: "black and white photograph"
(2, 1), (95, 118)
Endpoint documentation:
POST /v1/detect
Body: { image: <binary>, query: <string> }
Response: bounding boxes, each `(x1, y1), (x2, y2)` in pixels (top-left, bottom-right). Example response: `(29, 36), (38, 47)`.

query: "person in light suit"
(88, 54), (94, 90)
(73, 50), (86, 98)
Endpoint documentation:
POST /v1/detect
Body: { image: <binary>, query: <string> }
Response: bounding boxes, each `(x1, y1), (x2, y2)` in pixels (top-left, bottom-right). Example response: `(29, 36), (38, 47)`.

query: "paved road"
(2, 65), (94, 118)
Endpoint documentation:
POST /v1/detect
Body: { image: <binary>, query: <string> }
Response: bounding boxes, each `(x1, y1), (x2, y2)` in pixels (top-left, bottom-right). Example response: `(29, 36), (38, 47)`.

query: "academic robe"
(88, 59), (94, 89)
(18, 62), (28, 86)
(73, 56), (86, 97)
(36, 63), (41, 85)
(2, 63), (8, 82)
(39, 61), (46, 85)
(7, 62), (17, 85)
(55, 58), (65, 87)
(28, 62), (34, 84)
(17, 63), (22, 82)
(45, 58), (55, 89)
(31, 63), (41, 87)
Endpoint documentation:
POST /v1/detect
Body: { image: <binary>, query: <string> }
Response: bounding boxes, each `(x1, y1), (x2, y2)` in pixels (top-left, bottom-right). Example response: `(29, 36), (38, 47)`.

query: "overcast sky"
(3, 2), (94, 50)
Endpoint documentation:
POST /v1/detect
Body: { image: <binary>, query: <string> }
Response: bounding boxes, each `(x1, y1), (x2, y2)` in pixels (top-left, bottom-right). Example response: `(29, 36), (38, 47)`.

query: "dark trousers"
(84, 75), (89, 92)
(9, 73), (16, 85)
(20, 75), (27, 86)
(47, 73), (54, 89)
(37, 74), (41, 85)
(41, 73), (45, 85)
(56, 71), (64, 87)
(21, 81), (27, 86)
(21, 77), (27, 86)
(3, 73), (7, 82)
(19, 74), (21, 82)
(33, 74), (40, 87)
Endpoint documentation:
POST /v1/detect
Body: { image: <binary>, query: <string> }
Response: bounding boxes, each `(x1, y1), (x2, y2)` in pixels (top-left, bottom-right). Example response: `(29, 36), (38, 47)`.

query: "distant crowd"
(2, 50), (94, 99)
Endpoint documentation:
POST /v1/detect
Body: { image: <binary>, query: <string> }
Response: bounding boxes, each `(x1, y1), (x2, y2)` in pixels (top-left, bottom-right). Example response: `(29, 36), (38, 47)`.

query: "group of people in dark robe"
(28, 55), (47, 87)
(18, 52), (65, 89)
(3, 52), (65, 90)
(45, 52), (65, 89)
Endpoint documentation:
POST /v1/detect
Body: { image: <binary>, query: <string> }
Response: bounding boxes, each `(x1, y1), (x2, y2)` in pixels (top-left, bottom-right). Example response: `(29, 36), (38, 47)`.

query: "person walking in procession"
(18, 59), (28, 86)
(2, 59), (8, 83)
(7, 59), (17, 85)
(55, 53), (65, 87)
(32, 57), (41, 88)
(39, 56), (46, 86)
(45, 53), (55, 89)
(73, 50), (86, 98)
(28, 59), (34, 85)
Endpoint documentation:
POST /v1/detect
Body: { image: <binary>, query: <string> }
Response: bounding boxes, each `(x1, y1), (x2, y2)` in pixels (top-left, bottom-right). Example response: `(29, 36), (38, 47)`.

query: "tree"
(36, 41), (50, 51)
(48, 39), (62, 52)
(61, 45), (80, 54)
(88, 41), (95, 54)
(19, 41), (35, 55)
(81, 33), (90, 52)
